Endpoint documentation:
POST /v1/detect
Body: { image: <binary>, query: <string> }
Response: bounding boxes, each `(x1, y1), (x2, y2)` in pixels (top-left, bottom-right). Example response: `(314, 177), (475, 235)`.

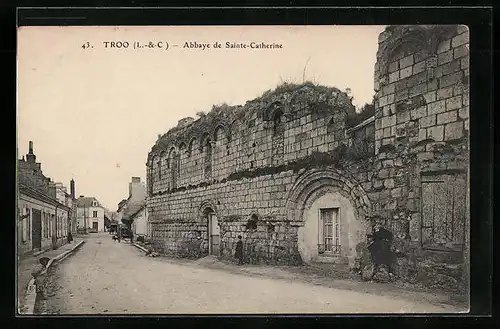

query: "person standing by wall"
(234, 235), (244, 265)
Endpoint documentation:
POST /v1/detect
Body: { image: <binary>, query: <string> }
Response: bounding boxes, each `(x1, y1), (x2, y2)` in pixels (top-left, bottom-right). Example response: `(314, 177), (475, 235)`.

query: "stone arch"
(213, 124), (226, 142)
(377, 25), (458, 77)
(286, 168), (372, 265)
(263, 101), (285, 122)
(187, 136), (197, 156)
(198, 200), (218, 219)
(285, 168), (372, 225)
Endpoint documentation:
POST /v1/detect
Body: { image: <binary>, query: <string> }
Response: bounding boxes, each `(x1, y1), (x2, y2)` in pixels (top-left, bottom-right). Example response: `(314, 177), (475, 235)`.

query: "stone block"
(454, 44), (469, 59)
(439, 71), (463, 88)
(378, 168), (390, 179)
(413, 61), (426, 75)
(382, 83), (396, 96)
(384, 178), (395, 189)
(452, 31), (469, 48)
(437, 111), (458, 125)
(428, 79), (438, 91)
(437, 87), (454, 100)
(461, 56), (469, 69)
(446, 96), (462, 110)
(438, 49), (453, 66)
(457, 25), (469, 34)
(389, 71), (400, 84)
(459, 107), (469, 120)
(400, 55), (414, 69)
(410, 106), (427, 120)
(423, 91), (436, 103)
(437, 39), (451, 54)
(396, 109), (410, 124)
(388, 61), (399, 73)
(444, 121), (464, 141)
(418, 128), (427, 141)
(427, 100), (447, 116)
(400, 66), (413, 80)
(419, 115), (436, 128)
(427, 125), (444, 141)
(409, 83), (428, 98)
(395, 89), (409, 102)
(381, 115), (396, 129)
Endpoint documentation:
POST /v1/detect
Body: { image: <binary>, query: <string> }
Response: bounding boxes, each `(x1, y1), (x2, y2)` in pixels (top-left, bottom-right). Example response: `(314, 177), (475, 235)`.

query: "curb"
(133, 243), (149, 253)
(20, 240), (86, 315)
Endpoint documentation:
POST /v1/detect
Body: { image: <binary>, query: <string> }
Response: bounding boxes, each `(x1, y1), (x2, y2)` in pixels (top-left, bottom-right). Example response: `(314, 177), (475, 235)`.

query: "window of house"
(421, 172), (467, 251)
(93, 211), (98, 218)
(157, 159), (162, 180)
(319, 208), (340, 255)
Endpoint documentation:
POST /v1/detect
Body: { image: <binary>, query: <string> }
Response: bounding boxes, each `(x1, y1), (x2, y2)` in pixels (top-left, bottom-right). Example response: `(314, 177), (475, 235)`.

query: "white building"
(130, 205), (148, 237)
(75, 196), (105, 233)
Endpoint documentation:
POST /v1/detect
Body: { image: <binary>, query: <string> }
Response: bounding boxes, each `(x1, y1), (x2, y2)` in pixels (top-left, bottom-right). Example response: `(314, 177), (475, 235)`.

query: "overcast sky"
(17, 25), (386, 210)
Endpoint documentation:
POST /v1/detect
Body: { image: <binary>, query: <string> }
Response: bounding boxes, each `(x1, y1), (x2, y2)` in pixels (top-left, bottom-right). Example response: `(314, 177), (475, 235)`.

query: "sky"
(17, 25), (386, 211)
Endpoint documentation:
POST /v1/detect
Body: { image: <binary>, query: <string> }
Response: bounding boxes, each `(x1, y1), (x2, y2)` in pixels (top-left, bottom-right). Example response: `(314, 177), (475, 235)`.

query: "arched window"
(273, 110), (285, 136)
(272, 109), (285, 165)
(147, 160), (154, 196)
(204, 138), (213, 179)
(169, 149), (180, 189)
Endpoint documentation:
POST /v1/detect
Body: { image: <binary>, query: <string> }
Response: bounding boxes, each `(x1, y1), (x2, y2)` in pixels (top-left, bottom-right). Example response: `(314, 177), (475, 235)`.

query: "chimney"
(70, 179), (75, 199)
(48, 181), (56, 199)
(26, 141), (36, 163)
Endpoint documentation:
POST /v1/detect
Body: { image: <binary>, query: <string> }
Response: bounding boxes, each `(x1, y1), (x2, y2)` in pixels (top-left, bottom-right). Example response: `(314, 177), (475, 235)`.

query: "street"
(40, 233), (464, 314)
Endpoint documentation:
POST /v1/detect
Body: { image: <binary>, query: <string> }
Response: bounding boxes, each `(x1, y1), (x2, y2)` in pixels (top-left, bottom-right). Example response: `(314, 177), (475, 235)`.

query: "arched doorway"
(203, 207), (220, 256)
(285, 168), (372, 267)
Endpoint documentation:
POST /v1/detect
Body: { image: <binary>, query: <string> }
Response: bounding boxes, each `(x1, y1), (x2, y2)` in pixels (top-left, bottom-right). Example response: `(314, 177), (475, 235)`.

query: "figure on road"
(32, 256), (50, 301)
(367, 223), (395, 280)
(234, 235), (244, 265)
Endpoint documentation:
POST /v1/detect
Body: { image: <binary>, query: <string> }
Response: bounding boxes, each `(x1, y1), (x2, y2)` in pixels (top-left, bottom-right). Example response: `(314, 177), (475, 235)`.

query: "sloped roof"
(76, 197), (102, 208)
(122, 201), (146, 220)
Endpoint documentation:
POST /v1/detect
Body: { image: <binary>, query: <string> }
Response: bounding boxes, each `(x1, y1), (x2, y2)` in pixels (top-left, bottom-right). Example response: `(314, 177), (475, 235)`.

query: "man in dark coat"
(368, 223), (395, 279)
(234, 235), (244, 265)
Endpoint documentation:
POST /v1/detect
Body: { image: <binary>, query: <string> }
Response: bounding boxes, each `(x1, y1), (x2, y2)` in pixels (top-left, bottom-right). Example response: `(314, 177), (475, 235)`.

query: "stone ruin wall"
(369, 25), (470, 291)
(145, 25), (470, 292)
(145, 85), (371, 264)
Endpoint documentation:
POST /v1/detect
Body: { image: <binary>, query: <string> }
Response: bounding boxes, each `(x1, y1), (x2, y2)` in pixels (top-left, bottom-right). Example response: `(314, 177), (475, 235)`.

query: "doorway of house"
(32, 209), (42, 251)
(206, 209), (220, 256)
(92, 222), (98, 232)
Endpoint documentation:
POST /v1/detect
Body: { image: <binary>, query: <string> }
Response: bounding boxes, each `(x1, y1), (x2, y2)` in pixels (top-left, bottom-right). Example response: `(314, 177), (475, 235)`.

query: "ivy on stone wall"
(151, 142), (378, 197)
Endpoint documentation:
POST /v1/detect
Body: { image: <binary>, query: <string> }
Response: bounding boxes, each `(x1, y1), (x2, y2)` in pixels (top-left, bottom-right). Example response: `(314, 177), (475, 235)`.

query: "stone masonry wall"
(146, 84), (373, 264)
(370, 25), (469, 292)
(145, 25), (469, 293)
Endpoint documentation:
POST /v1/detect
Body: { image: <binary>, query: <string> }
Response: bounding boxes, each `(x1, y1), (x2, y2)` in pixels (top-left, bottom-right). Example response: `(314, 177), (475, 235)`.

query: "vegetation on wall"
(345, 101), (375, 129)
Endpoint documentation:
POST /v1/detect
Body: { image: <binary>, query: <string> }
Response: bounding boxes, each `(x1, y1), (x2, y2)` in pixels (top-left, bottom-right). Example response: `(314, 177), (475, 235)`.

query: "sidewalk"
(17, 237), (84, 314)
(132, 243), (468, 310)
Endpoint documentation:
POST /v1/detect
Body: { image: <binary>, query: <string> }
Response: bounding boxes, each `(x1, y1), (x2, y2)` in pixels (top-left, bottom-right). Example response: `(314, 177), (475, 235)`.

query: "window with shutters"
(421, 172), (467, 251)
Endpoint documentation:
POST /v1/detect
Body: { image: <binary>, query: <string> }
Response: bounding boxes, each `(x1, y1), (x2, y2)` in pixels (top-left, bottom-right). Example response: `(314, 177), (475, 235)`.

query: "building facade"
(119, 177), (147, 231)
(145, 25), (469, 292)
(130, 206), (148, 237)
(76, 197), (106, 233)
(17, 141), (72, 256)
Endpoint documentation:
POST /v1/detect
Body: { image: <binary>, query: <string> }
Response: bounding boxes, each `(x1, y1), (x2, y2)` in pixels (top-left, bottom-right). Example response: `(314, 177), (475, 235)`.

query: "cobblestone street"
(38, 233), (465, 314)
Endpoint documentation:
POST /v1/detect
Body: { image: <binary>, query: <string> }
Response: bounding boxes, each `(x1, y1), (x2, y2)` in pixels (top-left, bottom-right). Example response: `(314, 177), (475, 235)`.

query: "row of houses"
(17, 141), (78, 256)
(17, 141), (113, 257)
(140, 25), (470, 292)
